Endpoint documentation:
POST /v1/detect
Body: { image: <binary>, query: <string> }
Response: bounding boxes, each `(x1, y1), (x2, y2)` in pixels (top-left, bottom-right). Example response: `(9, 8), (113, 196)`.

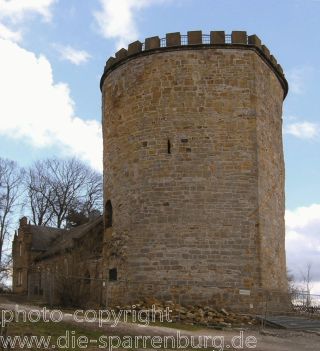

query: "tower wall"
(255, 58), (287, 291)
(101, 32), (288, 311)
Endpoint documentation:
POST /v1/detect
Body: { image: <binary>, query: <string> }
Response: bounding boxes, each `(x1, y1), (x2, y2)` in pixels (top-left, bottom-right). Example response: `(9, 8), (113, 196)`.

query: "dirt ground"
(0, 295), (319, 351)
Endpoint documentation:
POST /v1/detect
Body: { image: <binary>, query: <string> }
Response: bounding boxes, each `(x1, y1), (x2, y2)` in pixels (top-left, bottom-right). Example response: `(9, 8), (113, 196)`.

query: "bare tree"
(0, 158), (24, 263)
(287, 269), (299, 295)
(301, 263), (313, 307)
(24, 158), (102, 228)
(80, 170), (103, 216)
(23, 162), (54, 226)
(0, 253), (12, 290)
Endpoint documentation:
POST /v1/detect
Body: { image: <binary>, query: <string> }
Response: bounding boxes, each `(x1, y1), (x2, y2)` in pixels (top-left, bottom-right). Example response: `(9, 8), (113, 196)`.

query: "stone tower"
(100, 31), (288, 312)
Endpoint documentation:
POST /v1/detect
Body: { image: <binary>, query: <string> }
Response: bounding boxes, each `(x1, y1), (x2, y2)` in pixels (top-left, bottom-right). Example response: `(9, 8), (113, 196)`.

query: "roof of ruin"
(33, 215), (103, 261)
(30, 226), (64, 251)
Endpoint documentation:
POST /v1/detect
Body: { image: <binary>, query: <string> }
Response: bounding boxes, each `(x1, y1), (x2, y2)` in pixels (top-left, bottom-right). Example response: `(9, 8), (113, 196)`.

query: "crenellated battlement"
(100, 30), (288, 97)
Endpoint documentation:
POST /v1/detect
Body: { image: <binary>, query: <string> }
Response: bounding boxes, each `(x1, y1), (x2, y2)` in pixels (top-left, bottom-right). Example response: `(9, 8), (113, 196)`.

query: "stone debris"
(115, 298), (257, 329)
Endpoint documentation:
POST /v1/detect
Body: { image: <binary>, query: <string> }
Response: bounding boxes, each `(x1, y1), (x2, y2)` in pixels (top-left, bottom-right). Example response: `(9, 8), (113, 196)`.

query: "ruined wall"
(29, 254), (103, 307)
(12, 218), (35, 294)
(12, 217), (104, 308)
(101, 31), (288, 311)
(30, 222), (104, 307)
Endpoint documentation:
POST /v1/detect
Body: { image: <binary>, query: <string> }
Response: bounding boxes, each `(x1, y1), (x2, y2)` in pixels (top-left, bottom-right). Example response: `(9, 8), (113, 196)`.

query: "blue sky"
(0, 0), (319, 290)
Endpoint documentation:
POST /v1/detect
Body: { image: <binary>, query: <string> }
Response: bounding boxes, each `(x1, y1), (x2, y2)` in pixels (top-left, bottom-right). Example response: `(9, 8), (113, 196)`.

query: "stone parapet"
(100, 30), (288, 97)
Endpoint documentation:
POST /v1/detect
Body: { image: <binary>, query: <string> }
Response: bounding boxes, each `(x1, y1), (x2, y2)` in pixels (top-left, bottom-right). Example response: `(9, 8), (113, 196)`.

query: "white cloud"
(0, 0), (56, 41)
(0, 0), (56, 21)
(286, 204), (320, 293)
(0, 1), (100, 169)
(284, 121), (319, 139)
(54, 44), (91, 65)
(0, 38), (102, 171)
(94, 0), (168, 49)
(287, 66), (313, 95)
(0, 21), (21, 42)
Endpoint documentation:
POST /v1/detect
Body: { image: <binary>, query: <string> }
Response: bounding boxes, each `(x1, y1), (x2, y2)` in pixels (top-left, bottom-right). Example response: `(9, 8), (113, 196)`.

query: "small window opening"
(167, 139), (171, 154)
(105, 200), (113, 228)
(109, 268), (117, 282)
(181, 138), (188, 143)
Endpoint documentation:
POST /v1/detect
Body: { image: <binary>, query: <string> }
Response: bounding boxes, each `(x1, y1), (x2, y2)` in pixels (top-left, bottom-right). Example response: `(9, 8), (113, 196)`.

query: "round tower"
(101, 30), (288, 312)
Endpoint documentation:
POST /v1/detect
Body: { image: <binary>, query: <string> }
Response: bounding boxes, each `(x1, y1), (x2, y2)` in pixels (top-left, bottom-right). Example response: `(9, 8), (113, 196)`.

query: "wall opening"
(105, 200), (113, 228)
(109, 268), (117, 282)
(167, 139), (171, 154)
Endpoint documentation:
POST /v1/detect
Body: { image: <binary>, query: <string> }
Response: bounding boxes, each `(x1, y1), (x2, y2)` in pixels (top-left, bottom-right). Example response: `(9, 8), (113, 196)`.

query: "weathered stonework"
(12, 217), (104, 307)
(101, 31), (288, 312)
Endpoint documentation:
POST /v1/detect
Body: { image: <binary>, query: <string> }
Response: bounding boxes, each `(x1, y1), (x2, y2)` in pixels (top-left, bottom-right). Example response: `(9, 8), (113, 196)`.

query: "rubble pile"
(116, 298), (257, 329)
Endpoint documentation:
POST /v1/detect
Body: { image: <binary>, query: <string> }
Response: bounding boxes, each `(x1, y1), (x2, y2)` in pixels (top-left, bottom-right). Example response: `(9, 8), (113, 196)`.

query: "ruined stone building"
(12, 216), (104, 306)
(13, 30), (288, 312)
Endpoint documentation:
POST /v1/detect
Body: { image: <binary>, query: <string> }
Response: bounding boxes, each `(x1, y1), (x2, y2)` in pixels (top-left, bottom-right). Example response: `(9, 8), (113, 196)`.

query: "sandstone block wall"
(101, 32), (288, 312)
(255, 56), (287, 291)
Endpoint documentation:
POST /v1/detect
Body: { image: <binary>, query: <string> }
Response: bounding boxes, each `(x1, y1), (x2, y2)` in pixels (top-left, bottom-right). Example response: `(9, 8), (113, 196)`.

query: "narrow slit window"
(109, 268), (117, 281)
(105, 200), (113, 228)
(167, 139), (171, 154)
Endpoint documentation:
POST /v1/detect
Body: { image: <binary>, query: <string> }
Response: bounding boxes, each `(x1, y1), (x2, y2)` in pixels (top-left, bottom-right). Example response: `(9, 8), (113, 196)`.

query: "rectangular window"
(109, 268), (117, 282)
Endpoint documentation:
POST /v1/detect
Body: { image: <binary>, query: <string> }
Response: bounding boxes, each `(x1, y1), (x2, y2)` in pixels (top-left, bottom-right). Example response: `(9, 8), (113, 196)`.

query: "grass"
(0, 297), (225, 350)
(1, 311), (222, 351)
(4, 319), (104, 350)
